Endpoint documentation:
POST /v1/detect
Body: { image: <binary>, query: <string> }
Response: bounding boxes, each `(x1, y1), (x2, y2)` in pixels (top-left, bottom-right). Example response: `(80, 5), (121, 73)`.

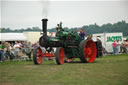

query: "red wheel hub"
(84, 40), (97, 63)
(59, 48), (65, 64)
(36, 47), (42, 64)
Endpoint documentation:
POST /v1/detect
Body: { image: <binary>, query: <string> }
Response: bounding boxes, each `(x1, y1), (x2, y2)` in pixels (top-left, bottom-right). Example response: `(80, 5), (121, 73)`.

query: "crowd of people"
(0, 41), (39, 62)
(1, 29), (128, 62)
(112, 39), (128, 55)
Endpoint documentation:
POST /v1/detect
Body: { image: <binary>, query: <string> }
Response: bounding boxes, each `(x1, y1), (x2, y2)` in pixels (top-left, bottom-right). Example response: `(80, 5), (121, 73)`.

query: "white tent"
(0, 33), (27, 41)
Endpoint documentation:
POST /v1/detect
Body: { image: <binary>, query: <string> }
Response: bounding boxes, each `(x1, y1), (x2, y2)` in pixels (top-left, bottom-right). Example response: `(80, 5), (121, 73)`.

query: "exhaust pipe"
(42, 19), (48, 36)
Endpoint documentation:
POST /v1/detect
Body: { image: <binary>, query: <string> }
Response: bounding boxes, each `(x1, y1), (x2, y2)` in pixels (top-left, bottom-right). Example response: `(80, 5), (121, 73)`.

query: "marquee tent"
(0, 33), (27, 41)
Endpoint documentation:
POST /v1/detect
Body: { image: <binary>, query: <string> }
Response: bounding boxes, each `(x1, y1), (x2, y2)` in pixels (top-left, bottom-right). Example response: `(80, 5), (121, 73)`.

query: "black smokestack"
(42, 19), (48, 36)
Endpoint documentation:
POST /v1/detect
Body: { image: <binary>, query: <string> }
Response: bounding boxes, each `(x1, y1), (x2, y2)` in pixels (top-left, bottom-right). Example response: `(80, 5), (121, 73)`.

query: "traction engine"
(33, 19), (97, 65)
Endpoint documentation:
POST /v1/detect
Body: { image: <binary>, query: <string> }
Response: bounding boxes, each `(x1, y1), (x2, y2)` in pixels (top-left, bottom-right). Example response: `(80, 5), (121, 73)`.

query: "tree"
(1, 20), (128, 36)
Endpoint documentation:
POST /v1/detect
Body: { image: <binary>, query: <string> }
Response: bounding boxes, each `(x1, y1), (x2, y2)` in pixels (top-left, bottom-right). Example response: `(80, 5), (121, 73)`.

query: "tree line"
(1, 20), (128, 36)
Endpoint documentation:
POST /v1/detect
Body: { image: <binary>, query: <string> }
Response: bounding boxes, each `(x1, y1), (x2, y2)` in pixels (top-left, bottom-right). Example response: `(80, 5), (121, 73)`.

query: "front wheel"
(33, 47), (42, 65)
(55, 47), (65, 65)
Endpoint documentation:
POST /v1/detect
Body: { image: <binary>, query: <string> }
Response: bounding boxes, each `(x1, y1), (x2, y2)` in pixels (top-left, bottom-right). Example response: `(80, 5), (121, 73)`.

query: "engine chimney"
(42, 19), (48, 36)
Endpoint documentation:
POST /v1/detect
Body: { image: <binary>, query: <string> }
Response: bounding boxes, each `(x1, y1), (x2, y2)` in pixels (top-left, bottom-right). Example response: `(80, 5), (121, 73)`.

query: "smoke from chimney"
(40, 0), (50, 19)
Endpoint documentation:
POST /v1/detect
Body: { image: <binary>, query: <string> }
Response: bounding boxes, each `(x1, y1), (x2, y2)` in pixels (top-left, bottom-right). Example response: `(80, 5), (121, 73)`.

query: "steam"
(40, 0), (50, 19)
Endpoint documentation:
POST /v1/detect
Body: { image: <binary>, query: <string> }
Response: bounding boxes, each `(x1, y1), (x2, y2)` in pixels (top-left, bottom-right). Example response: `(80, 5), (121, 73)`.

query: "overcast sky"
(0, 0), (128, 29)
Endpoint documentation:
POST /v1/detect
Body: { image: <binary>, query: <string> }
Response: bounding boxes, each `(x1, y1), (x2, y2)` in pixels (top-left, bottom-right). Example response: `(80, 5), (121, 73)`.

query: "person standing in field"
(96, 37), (103, 57)
(0, 41), (6, 62)
(116, 40), (121, 54)
(124, 39), (128, 53)
(112, 41), (117, 55)
(13, 41), (21, 60)
(24, 41), (32, 61)
(120, 40), (127, 53)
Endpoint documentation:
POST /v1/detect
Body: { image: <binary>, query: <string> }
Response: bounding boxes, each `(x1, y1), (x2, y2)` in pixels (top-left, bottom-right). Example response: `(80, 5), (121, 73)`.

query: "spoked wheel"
(55, 47), (65, 65)
(33, 47), (42, 65)
(79, 40), (97, 63)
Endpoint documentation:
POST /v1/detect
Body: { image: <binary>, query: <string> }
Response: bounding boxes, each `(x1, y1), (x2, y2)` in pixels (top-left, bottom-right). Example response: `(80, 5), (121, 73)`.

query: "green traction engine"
(33, 19), (97, 65)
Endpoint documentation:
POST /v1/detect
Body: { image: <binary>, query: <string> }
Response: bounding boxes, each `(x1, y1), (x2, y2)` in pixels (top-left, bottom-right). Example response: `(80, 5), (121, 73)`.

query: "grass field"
(0, 54), (128, 85)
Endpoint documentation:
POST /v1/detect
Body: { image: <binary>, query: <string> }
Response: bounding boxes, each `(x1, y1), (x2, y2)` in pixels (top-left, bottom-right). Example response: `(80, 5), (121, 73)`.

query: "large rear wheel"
(55, 47), (65, 65)
(33, 47), (42, 65)
(79, 40), (97, 63)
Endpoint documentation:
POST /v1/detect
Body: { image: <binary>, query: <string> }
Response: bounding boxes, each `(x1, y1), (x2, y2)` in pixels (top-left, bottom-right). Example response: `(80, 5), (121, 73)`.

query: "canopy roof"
(0, 33), (27, 41)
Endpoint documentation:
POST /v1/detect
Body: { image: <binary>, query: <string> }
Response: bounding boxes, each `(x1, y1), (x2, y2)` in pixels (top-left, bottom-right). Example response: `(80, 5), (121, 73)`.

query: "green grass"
(0, 54), (128, 85)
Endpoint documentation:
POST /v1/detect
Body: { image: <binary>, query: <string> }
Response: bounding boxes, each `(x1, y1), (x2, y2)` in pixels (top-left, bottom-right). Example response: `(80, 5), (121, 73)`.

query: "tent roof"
(0, 33), (27, 41)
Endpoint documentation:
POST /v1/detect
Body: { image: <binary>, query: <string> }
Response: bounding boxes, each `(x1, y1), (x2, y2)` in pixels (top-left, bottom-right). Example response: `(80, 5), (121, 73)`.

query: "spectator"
(112, 41), (117, 55)
(13, 41), (21, 60)
(10, 43), (15, 60)
(120, 40), (127, 53)
(116, 40), (121, 54)
(3, 42), (8, 60)
(40, 47), (48, 60)
(33, 41), (39, 49)
(18, 41), (22, 48)
(124, 39), (128, 52)
(4, 42), (12, 60)
(0, 41), (6, 62)
(21, 41), (25, 54)
(96, 37), (103, 57)
(24, 41), (32, 61)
